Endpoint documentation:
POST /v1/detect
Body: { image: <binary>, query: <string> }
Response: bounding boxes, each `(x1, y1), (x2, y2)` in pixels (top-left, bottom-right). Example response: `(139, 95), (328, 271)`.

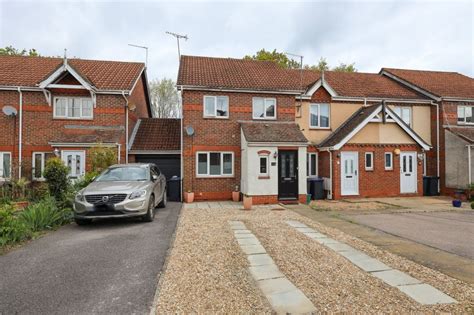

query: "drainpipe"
(179, 86), (184, 202)
(326, 148), (333, 199)
(121, 91), (129, 164)
(117, 143), (121, 163)
(431, 101), (440, 193)
(468, 145), (473, 185)
(17, 87), (23, 179)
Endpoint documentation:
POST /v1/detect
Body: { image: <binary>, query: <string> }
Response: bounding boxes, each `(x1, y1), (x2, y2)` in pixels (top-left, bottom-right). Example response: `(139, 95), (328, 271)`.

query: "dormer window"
(54, 97), (93, 119)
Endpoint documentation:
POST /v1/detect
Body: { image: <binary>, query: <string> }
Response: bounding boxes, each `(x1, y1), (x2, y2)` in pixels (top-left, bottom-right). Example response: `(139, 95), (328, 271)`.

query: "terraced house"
(178, 55), (472, 203)
(0, 55), (151, 181)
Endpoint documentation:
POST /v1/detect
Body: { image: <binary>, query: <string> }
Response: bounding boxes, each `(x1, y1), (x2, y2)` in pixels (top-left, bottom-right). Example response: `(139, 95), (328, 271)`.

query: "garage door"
(135, 154), (180, 180)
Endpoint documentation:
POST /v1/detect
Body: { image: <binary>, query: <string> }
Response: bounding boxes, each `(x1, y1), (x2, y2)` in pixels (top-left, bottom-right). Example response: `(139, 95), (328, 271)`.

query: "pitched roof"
(318, 104), (380, 148)
(130, 118), (180, 151)
(0, 55), (145, 91)
(49, 130), (123, 144)
(447, 127), (474, 144)
(382, 68), (474, 99)
(177, 55), (428, 100)
(240, 121), (308, 143)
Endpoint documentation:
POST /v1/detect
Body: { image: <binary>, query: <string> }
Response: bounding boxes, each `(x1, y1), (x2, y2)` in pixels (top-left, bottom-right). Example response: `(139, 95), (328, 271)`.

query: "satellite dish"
(2, 106), (17, 117)
(185, 126), (195, 136)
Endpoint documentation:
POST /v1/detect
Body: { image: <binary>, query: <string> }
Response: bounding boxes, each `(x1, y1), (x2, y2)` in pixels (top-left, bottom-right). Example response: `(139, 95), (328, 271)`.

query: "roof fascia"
(39, 63), (94, 91)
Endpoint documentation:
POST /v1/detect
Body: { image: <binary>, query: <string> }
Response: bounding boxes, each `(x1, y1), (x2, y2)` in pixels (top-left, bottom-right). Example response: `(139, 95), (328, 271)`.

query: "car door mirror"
(152, 174), (158, 181)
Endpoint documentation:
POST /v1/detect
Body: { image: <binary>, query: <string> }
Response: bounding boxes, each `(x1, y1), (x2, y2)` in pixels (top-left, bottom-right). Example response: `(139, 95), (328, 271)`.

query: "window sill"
(203, 116), (229, 120)
(309, 127), (331, 130)
(365, 169), (374, 172)
(53, 117), (93, 121)
(384, 168), (393, 171)
(258, 175), (270, 179)
(458, 122), (474, 125)
(252, 117), (277, 120)
(32, 178), (46, 182)
(196, 175), (234, 179)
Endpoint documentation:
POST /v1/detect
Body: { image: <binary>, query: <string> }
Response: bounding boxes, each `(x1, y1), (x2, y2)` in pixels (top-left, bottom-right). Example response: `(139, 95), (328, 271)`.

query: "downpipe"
(17, 87), (23, 179)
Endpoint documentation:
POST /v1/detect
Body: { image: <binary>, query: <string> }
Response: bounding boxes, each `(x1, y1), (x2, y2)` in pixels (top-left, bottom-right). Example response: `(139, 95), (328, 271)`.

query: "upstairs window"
(253, 97), (276, 119)
(54, 97), (93, 119)
(393, 106), (412, 126)
(0, 152), (11, 179)
(309, 103), (330, 128)
(204, 96), (229, 118)
(458, 106), (473, 124)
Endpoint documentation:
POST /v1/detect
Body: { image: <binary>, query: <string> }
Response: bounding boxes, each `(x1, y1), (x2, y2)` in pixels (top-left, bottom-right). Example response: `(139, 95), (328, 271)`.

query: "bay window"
(204, 95), (229, 118)
(252, 97), (276, 119)
(309, 103), (330, 128)
(196, 152), (234, 177)
(458, 106), (473, 124)
(54, 97), (93, 119)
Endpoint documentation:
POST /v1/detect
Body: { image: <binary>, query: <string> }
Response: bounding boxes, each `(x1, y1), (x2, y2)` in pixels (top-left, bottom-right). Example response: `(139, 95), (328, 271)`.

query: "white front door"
(341, 152), (359, 196)
(400, 152), (417, 193)
(61, 150), (86, 179)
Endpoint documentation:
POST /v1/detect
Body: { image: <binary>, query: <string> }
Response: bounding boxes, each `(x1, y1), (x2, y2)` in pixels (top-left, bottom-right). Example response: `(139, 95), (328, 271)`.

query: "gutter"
(17, 87), (23, 179)
(179, 85), (304, 95)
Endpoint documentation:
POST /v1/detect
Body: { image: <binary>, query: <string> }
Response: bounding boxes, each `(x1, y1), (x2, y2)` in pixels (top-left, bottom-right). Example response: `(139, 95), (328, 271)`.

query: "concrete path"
(229, 221), (316, 314)
(286, 220), (457, 305)
(0, 202), (182, 315)
(348, 210), (474, 259)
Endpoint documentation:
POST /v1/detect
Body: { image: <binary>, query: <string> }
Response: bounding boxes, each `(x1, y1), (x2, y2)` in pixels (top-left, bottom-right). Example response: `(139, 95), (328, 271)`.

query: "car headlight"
(75, 191), (85, 202)
(129, 190), (147, 200)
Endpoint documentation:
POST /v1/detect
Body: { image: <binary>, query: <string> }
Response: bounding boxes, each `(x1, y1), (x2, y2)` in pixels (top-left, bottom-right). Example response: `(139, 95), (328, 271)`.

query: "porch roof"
(447, 127), (474, 144)
(240, 121), (308, 143)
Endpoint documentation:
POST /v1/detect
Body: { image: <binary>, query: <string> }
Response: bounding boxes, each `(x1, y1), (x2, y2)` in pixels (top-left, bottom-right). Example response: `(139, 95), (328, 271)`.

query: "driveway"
(348, 210), (474, 259)
(0, 202), (181, 315)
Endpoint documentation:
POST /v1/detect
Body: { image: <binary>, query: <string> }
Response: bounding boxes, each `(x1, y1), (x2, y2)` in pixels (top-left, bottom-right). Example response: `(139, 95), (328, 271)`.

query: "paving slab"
(230, 225), (247, 230)
(398, 283), (457, 305)
(234, 233), (258, 239)
(257, 277), (298, 295)
(295, 227), (317, 233)
(351, 257), (392, 272)
(371, 269), (421, 287)
(325, 242), (355, 252)
(248, 254), (275, 266)
(234, 229), (252, 234)
(304, 232), (327, 239)
(267, 289), (317, 314)
(237, 238), (261, 246)
(240, 244), (266, 255)
(285, 220), (307, 228)
(339, 249), (373, 261)
(313, 237), (341, 245)
(249, 264), (284, 281)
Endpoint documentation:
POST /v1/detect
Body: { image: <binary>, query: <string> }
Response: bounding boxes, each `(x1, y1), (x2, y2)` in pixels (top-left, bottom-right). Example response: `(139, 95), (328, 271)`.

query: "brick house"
(177, 56), (435, 202)
(0, 55), (151, 181)
(380, 68), (474, 195)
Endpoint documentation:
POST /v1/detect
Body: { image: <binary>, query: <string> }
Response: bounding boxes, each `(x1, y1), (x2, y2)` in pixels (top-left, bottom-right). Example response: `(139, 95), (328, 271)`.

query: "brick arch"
(257, 150), (271, 155)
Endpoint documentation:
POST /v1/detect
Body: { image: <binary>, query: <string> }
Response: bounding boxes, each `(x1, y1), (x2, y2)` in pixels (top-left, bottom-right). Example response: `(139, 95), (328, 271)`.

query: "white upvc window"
(307, 153), (318, 177)
(365, 152), (374, 171)
(458, 105), (474, 124)
(393, 106), (412, 126)
(252, 97), (276, 119)
(384, 152), (393, 170)
(196, 152), (234, 177)
(54, 97), (93, 119)
(32, 152), (46, 181)
(309, 103), (330, 128)
(258, 155), (269, 177)
(0, 152), (12, 179)
(203, 95), (229, 118)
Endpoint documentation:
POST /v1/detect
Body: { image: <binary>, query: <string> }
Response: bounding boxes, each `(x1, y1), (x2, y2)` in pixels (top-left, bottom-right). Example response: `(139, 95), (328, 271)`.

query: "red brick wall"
(331, 144), (423, 199)
(182, 90), (295, 200)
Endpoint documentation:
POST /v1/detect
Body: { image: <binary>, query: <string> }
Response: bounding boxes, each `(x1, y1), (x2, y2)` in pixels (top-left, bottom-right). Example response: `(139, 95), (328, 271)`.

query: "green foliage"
(244, 49), (301, 69)
(90, 146), (117, 173)
(471, 201), (474, 210)
(43, 157), (70, 201)
(332, 62), (357, 72)
(19, 197), (64, 232)
(29, 183), (50, 202)
(305, 57), (329, 71)
(149, 78), (180, 118)
(0, 45), (39, 56)
(73, 171), (100, 191)
(12, 177), (30, 201)
(0, 204), (31, 246)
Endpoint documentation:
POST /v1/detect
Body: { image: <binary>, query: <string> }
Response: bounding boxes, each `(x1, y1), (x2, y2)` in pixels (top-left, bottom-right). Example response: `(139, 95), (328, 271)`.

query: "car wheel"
(75, 218), (92, 225)
(158, 190), (167, 208)
(142, 195), (155, 222)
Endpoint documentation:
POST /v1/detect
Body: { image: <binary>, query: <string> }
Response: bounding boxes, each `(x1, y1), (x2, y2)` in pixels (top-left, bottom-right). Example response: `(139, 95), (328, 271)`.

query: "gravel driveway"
(348, 210), (474, 259)
(0, 202), (181, 315)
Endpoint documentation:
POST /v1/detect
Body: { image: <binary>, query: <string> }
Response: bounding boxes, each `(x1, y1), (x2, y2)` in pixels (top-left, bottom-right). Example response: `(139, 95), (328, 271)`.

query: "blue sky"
(0, 0), (472, 80)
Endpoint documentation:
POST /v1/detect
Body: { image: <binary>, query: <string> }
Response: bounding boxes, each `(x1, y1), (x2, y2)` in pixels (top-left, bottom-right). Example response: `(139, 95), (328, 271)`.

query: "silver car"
(73, 163), (167, 225)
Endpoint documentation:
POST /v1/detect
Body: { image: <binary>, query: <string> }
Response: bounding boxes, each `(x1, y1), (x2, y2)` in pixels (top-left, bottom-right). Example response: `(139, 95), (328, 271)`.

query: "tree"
(305, 57), (329, 71)
(244, 49), (301, 69)
(149, 78), (180, 118)
(0, 45), (39, 56)
(332, 62), (357, 72)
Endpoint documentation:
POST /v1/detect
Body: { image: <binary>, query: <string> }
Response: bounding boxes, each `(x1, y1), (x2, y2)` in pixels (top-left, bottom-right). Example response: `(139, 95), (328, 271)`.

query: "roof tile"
(131, 118), (180, 151)
(240, 121), (308, 143)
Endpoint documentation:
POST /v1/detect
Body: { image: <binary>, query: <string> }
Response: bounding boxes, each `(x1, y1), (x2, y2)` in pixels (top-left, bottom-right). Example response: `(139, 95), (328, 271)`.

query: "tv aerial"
(2, 106), (17, 117)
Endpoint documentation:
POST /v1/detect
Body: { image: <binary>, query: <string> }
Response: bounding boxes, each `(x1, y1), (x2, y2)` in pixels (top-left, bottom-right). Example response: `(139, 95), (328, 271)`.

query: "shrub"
(73, 171), (100, 191)
(29, 182), (50, 202)
(471, 202), (474, 210)
(90, 145), (117, 172)
(43, 157), (70, 201)
(0, 204), (31, 246)
(19, 197), (66, 232)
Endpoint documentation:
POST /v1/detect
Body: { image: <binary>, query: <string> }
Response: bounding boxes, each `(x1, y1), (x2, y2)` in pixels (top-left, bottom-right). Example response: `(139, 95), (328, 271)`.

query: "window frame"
(258, 155), (269, 177)
(393, 106), (412, 126)
(365, 152), (374, 171)
(53, 96), (94, 120)
(203, 95), (229, 119)
(457, 105), (474, 125)
(252, 97), (277, 120)
(0, 152), (12, 179)
(32, 152), (47, 181)
(309, 103), (330, 129)
(196, 151), (234, 177)
(307, 153), (318, 177)
(384, 152), (393, 170)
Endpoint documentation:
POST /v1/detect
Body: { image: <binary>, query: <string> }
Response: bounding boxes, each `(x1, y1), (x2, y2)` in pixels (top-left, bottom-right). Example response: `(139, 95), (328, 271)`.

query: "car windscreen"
(95, 166), (149, 182)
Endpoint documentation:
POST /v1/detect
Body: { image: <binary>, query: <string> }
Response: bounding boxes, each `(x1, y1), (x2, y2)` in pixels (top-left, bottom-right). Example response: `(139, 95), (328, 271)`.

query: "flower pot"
(232, 191), (240, 202)
(184, 192), (194, 203)
(452, 199), (462, 208)
(243, 196), (252, 210)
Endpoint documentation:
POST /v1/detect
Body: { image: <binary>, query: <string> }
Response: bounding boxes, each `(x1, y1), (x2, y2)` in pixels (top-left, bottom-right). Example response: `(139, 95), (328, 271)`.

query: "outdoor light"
(273, 151), (278, 159)
(394, 148), (401, 155)
(54, 148), (60, 157)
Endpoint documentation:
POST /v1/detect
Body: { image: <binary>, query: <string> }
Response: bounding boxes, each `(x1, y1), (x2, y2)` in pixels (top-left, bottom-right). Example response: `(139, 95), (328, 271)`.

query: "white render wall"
(241, 133), (307, 197)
